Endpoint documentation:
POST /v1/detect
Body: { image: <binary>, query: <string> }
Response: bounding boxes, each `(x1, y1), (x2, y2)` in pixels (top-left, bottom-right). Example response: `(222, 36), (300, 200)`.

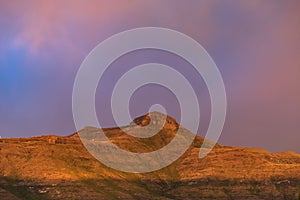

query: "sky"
(0, 0), (299, 153)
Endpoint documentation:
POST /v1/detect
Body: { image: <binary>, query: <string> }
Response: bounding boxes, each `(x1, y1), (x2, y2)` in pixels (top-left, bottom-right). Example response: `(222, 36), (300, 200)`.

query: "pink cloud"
(4, 1), (144, 54)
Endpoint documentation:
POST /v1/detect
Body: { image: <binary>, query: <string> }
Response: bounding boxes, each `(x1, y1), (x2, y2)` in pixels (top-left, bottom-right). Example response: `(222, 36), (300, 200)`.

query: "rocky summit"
(0, 112), (300, 199)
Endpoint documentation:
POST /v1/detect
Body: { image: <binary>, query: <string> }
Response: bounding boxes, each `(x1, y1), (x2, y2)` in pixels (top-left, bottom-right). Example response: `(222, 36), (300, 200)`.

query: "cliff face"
(0, 113), (300, 199)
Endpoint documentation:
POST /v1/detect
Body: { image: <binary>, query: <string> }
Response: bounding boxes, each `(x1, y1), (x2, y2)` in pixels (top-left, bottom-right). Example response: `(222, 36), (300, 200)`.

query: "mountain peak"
(130, 112), (179, 130)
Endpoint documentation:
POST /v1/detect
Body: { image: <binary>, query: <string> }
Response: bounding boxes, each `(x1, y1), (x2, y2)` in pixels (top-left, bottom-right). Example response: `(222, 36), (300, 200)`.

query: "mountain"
(0, 112), (300, 199)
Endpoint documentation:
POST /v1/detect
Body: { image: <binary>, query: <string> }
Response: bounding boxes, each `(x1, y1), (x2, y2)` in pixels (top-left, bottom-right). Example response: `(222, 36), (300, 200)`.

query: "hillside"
(0, 112), (300, 199)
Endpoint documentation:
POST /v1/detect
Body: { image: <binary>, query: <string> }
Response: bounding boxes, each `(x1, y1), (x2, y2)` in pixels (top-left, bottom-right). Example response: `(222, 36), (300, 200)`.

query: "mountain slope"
(0, 112), (300, 199)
